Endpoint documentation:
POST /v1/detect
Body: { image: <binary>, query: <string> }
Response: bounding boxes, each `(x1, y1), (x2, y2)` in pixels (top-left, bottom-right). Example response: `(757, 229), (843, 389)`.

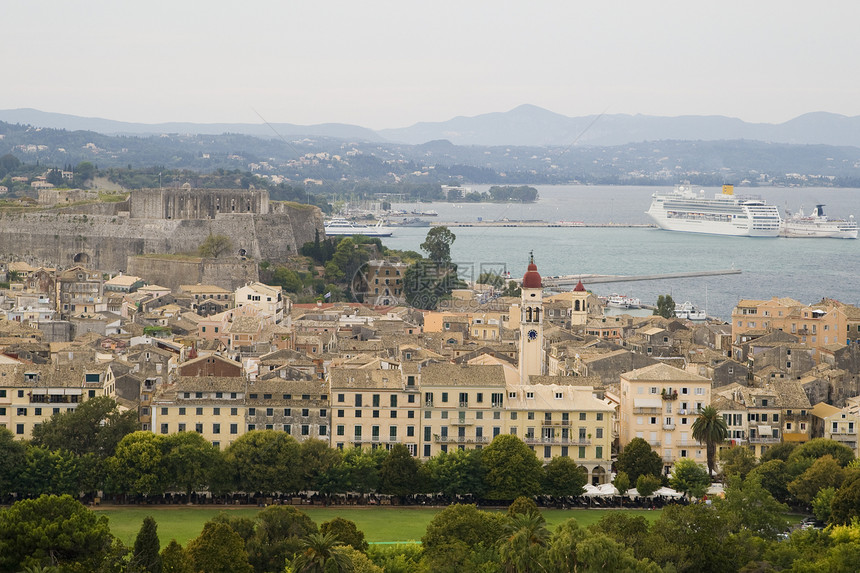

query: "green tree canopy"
(787, 454), (847, 504)
(0, 495), (116, 572)
(481, 434), (544, 500)
(0, 427), (26, 497)
(421, 448), (486, 498)
(291, 531), (353, 573)
(636, 474), (662, 498)
(719, 445), (758, 479)
(319, 517), (369, 552)
(616, 437), (662, 483)
(379, 443), (420, 498)
(224, 430), (302, 495)
(830, 472), (860, 524)
(787, 438), (855, 467)
(198, 234), (234, 258)
(713, 475), (789, 540)
(246, 505), (317, 573)
(186, 521), (253, 573)
(421, 504), (506, 573)
(162, 431), (221, 503)
(541, 456), (587, 498)
(669, 458), (711, 498)
(30, 396), (138, 459)
(654, 294), (676, 318)
(133, 515), (162, 573)
(106, 431), (168, 496)
(419, 226), (456, 263)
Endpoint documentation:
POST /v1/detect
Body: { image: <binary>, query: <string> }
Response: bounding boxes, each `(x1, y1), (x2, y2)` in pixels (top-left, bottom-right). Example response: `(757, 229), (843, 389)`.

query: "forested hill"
(3, 120), (860, 186)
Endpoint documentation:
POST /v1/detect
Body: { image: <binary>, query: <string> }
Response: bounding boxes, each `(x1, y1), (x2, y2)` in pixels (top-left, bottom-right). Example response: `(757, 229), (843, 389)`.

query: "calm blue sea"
(382, 185), (860, 321)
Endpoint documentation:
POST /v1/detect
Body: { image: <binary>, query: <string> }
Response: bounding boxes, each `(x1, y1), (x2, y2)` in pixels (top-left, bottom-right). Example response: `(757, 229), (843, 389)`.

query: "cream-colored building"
(329, 359), (420, 455)
(151, 376), (247, 450)
(506, 383), (614, 484)
(0, 361), (117, 439)
(419, 362), (507, 458)
(619, 363), (712, 473)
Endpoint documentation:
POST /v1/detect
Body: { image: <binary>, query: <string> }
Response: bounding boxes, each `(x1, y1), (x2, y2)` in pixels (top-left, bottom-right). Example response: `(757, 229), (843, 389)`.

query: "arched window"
(526, 307), (533, 322)
(574, 300), (581, 311)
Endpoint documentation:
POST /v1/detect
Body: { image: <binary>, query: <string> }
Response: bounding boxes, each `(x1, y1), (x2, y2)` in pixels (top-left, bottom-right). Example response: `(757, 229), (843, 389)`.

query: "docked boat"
(607, 294), (641, 309)
(780, 205), (858, 239)
(393, 217), (431, 227)
(674, 301), (708, 320)
(646, 184), (782, 237)
(324, 218), (393, 237)
(410, 209), (438, 217)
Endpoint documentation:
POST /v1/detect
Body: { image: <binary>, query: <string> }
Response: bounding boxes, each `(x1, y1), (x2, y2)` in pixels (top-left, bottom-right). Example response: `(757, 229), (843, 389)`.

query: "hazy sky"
(5, 1), (860, 129)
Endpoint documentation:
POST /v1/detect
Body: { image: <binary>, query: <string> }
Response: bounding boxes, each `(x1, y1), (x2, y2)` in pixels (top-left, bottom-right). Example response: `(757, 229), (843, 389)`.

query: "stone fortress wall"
(0, 188), (323, 272)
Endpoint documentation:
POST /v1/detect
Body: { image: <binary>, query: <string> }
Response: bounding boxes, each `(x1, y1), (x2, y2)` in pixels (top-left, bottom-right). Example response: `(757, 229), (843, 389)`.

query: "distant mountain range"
(2, 105), (860, 148)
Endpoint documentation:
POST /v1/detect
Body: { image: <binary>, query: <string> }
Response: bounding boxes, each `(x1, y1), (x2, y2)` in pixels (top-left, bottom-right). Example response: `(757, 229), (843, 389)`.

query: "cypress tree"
(133, 515), (162, 573)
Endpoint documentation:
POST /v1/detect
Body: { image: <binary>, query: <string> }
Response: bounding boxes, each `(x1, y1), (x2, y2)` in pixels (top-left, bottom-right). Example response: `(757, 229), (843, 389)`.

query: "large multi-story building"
(732, 297), (856, 357)
(0, 360), (117, 439)
(619, 363), (712, 473)
(506, 383), (614, 484)
(329, 359), (420, 455)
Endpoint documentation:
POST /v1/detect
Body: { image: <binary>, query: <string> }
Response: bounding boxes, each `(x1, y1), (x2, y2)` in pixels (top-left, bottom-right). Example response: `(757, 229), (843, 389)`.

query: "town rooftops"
(419, 363), (506, 388)
(621, 362), (710, 383)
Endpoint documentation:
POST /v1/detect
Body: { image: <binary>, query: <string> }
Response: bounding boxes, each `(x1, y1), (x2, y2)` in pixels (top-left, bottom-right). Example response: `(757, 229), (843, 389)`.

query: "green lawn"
(95, 505), (663, 547)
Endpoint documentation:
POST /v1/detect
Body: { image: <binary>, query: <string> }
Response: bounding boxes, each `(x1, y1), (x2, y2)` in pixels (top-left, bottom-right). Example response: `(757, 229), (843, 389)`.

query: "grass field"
(95, 505), (665, 547)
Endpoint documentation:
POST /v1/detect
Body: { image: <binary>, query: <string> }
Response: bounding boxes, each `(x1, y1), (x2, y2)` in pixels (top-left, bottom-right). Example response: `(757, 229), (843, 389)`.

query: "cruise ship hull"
(646, 185), (781, 238)
(781, 224), (858, 239)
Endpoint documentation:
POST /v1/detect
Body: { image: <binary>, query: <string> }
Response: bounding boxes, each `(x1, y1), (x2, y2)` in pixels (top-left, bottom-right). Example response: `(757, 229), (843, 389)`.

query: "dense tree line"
(5, 479), (860, 573)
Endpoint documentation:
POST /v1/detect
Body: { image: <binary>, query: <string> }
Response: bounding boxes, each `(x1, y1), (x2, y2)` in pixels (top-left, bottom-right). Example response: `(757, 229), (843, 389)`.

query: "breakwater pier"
(541, 269), (742, 288)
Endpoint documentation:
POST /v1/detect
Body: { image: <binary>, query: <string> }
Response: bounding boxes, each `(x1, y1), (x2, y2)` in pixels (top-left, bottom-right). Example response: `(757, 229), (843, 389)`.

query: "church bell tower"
(519, 252), (544, 384)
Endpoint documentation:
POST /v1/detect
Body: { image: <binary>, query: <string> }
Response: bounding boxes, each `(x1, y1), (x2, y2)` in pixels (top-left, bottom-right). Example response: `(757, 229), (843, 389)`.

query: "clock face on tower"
(527, 329), (538, 341)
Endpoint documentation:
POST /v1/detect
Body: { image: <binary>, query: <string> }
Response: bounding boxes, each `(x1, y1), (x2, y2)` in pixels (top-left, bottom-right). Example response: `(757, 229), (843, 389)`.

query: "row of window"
(179, 391), (326, 401)
(166, 406), (326, 418)
(159, 422), (327, 436)
(4, 406), (71, 417)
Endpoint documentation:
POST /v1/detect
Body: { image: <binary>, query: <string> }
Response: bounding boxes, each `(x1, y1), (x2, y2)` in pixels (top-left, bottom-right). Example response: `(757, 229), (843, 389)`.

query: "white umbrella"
(707, 483), (724, 496)
(582, 484), (602, 497)
(654, 486), (683, 499)
(597, 483), (620, 497)
(625, 487), (641, 498)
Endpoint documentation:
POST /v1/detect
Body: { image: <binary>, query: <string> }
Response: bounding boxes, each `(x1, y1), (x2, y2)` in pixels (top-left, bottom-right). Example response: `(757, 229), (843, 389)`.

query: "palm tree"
(692, 405), (729, 477)
(499, 511), (551, 573)
(291, 531), (354, 573)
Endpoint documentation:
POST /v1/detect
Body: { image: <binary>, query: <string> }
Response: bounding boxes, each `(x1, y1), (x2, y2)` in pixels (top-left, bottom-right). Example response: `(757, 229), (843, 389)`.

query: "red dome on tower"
(573, 280), (586, 292)
(522, 252), (542, 289)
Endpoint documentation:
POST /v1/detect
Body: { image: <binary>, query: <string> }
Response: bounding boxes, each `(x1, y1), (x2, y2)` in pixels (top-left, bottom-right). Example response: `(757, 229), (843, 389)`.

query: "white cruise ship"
(780, 205), (858, 239)
(646, 185), (782, 237)
(324, 218), (393, 237)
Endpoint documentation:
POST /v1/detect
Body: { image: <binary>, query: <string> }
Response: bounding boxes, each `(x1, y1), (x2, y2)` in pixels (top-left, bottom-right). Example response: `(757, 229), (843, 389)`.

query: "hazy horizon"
(5, 1), (860, 130)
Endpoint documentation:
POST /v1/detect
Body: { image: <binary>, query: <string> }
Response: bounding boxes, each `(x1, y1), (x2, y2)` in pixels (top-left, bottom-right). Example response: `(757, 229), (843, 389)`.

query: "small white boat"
(324, 218), (393, 237)
(607, 294), (641, 309)
(674, 301), (707, 320)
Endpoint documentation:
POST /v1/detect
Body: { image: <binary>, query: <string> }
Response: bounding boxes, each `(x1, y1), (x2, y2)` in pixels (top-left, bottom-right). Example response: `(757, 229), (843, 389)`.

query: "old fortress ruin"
(0, 188), (324, 275)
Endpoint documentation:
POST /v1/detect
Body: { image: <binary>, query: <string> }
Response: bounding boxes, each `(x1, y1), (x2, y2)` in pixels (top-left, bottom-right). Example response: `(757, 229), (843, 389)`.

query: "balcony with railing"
(663, 423), (676, 431)
(749, 435), (780, 444)
(633, 407), (661, 415)
(451, 418), (473, 426)
(433, 434), (489, 444)
(661, 389), (678, 401)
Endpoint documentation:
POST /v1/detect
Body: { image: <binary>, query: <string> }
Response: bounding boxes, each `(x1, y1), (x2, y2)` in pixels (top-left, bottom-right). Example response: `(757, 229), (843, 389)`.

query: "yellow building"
(732, 297), (853, 356)
(0, 361), (116, 439)
(418, 362), (507, 458)
(505, 383), (614, 484)
(151, 376), (247, 449)
(619, 363), (712, 473)
(329, 360), (420, 455)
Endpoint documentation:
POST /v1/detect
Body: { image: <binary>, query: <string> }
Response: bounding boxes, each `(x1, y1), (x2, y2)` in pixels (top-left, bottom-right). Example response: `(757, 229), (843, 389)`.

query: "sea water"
(382, 185), (860, 321)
